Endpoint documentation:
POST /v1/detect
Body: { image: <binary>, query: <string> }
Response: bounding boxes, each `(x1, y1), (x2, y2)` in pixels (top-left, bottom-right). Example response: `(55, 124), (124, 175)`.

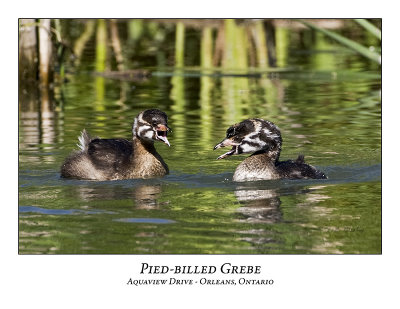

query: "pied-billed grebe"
(61, 109), (171, 180)
(214, 118), (327, 182)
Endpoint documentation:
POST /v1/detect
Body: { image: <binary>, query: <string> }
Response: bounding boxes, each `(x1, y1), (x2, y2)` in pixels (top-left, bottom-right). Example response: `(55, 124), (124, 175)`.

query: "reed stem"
(95, 19), (107, 72)
(201, 26), (213, 69)
(175, 22), (185, 68)
(38, 19), (52, 86)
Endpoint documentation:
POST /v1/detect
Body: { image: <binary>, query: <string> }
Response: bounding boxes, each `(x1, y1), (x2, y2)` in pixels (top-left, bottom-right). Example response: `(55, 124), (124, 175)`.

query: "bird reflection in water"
(132, 185), (162, 209)
(233, 185), (331, 249)
(234, 185), (330, 224)
(72, 183), (163, 210)
(234, 187), (282, 224)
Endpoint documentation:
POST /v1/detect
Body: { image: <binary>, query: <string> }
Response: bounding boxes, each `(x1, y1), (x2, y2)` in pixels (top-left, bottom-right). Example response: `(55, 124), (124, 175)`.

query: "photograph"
(19, 18), (381, 255)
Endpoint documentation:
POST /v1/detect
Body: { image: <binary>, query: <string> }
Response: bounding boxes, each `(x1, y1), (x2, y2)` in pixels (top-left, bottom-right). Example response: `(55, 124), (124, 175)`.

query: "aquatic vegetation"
(300, 19), (381, 64)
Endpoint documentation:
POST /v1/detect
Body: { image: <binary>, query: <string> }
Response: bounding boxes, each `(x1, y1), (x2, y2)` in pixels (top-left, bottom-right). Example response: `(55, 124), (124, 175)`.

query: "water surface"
(19, 20), (381, 254)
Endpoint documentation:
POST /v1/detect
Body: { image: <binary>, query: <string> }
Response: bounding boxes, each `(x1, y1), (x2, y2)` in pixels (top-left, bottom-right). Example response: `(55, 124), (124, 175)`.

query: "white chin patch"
(239, 143), (258, 153)
(143, 130), (155, 140)
(137, 125), (154, 140)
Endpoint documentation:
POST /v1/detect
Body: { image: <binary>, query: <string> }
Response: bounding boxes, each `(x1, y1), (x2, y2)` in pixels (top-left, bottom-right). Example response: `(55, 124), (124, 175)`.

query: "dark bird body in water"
(61, 109), (171, 180)
(214, 118), (327, 182)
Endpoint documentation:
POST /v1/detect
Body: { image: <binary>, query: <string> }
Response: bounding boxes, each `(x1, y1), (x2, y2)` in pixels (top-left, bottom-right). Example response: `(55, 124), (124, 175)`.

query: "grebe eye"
(226, 127), (236, 138)
(152, 121), (158, 127)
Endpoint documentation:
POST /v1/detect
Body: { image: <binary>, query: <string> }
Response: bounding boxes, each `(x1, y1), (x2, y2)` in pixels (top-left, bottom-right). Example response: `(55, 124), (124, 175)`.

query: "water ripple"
(19, 205), (116, 215)
(113, 218), (176, 224)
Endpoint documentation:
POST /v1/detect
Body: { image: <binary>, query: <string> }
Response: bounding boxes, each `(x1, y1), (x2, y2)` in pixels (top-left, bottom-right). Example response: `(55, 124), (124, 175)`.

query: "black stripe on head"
(247, 133), (259, 140)
(245, 140), (264, 148)
(226, 120), (255, 138)
(141, 109), (168, 126)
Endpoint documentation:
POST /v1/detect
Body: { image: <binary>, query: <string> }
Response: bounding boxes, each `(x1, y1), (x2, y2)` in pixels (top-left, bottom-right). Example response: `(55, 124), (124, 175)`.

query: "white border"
(4, 1), (398, 308)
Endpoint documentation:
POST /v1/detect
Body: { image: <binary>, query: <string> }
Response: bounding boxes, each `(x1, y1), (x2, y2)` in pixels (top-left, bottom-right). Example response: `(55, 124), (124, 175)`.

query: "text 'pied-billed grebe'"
(61, 109), (171, 180)
(214, 118), (327, 182)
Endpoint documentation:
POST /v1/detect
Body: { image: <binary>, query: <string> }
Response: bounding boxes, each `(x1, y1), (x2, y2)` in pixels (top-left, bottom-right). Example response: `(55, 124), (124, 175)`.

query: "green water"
(19, 20), (381, 254)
